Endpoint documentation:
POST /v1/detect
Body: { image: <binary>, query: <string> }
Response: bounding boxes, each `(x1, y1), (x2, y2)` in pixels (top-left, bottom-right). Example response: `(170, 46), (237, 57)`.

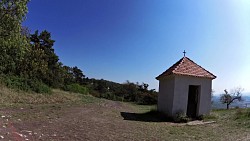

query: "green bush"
(0, 75), (51, 94)
(89, 90), (101, 98)
(29, 80), (51, 94)
(65, 83), (89, 94)
(135, 92), (157, 105)
(4, 75), (31, 91)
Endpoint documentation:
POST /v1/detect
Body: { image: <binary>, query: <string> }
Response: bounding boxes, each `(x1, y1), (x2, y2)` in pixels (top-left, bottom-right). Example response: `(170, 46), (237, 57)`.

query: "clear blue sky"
(23, 0), (250, 94)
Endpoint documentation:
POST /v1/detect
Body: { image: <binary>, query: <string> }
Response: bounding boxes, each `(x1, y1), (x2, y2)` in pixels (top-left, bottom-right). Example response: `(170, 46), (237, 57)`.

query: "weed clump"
(173, 111), (189, 123)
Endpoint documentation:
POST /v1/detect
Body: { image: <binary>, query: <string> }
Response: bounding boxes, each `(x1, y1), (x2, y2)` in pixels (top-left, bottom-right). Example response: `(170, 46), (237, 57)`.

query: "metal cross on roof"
(183, 50), (186, 57)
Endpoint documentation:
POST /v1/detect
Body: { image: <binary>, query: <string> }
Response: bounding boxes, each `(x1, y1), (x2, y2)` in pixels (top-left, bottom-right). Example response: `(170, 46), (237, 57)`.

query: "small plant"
(197, 115), (204, 120)
(173, 111), (189, 123)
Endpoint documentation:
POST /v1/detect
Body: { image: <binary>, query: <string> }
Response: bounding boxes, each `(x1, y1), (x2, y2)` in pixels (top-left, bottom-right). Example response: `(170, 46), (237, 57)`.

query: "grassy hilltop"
(0, 85), (250, 141)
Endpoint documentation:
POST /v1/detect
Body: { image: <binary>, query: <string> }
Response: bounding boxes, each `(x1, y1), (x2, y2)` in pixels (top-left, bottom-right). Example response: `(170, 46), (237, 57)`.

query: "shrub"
(197, 115), (204, 120)
(135, 92), (157, 105)
(2, 75), (28, 91)
(173, 111), (189, 123)
(29, 80), (51, 94)
(64, 83), (89, 94)
(90, 90), (101, 98)
(0, 75), (52, 94)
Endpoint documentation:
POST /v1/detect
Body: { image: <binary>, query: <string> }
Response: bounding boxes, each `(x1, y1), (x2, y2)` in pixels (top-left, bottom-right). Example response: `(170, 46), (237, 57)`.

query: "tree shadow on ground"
(120, 111), (172, 122)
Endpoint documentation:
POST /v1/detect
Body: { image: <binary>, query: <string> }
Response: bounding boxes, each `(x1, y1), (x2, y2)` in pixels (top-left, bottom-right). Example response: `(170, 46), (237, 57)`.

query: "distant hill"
(212, 95), (250, 109)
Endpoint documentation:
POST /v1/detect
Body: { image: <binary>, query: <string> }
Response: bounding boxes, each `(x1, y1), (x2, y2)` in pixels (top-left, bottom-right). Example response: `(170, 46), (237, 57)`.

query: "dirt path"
(0, 100), (150, 141)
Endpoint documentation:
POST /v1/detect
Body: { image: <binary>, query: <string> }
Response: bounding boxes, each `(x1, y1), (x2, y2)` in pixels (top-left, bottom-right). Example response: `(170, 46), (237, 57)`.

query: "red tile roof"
(156, 57), (216, 80)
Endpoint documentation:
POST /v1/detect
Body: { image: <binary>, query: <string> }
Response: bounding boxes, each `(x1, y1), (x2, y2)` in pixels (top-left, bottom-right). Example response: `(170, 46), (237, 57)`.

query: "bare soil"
(0, 99), (250, 141)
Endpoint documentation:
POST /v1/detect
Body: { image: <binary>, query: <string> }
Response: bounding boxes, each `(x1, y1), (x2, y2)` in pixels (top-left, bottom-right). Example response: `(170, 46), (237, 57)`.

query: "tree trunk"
(227, 104), (229, 109)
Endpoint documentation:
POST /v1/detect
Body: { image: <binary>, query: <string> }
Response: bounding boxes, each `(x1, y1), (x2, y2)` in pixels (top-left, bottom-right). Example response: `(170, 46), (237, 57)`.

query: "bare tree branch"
(220, 87), (244, 109)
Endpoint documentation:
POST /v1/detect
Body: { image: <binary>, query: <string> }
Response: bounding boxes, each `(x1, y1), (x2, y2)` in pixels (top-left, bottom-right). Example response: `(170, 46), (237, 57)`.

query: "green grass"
(0, 85), (102, 122)
(130, 103), (157, 113)
(232, 108), (250, 128)
(127, 105), (250, 140)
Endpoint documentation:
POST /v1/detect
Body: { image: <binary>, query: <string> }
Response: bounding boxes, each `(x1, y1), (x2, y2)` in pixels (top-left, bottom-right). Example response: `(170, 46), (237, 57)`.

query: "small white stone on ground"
(13, 132), (24, 137)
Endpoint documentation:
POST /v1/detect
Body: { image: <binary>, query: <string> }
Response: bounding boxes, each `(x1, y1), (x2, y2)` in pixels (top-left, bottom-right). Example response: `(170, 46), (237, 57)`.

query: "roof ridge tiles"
(156, 57), (216, 80)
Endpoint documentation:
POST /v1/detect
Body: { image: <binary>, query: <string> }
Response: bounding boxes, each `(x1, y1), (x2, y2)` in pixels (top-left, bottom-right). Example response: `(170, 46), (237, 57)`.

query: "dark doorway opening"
(187, 85), (200, 118)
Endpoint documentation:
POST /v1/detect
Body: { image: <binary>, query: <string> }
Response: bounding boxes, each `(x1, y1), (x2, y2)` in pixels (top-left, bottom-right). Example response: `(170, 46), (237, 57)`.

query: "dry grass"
(1, 84), (250, 140)
(0, 84), (89, 106)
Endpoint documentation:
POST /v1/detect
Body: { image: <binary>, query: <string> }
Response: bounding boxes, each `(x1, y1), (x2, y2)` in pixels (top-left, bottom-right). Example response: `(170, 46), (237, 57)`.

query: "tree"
(0, 0), (29, 38)
(30, 30), (58, 69)
(0, 0), (30, 74)
(220, 87), (243, 109)
(72, 66), (85, 84)
(29, 30), (62, 87)
(62, 66), (74, 85)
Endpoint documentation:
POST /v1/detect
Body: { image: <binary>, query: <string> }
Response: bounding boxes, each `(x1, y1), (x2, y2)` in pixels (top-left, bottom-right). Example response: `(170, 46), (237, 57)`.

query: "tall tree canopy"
(0, 0), (30, 74)
(0, 0), (29, 37)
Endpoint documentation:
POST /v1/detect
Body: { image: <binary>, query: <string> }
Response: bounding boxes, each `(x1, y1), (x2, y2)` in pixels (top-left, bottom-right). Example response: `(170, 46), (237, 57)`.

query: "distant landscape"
(212, 93), (250, 109)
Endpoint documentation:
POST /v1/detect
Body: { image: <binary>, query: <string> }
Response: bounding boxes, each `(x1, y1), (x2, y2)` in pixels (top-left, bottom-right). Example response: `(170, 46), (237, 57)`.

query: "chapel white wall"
(158, 75), (212, 117)
(157, 76), (175, 116)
